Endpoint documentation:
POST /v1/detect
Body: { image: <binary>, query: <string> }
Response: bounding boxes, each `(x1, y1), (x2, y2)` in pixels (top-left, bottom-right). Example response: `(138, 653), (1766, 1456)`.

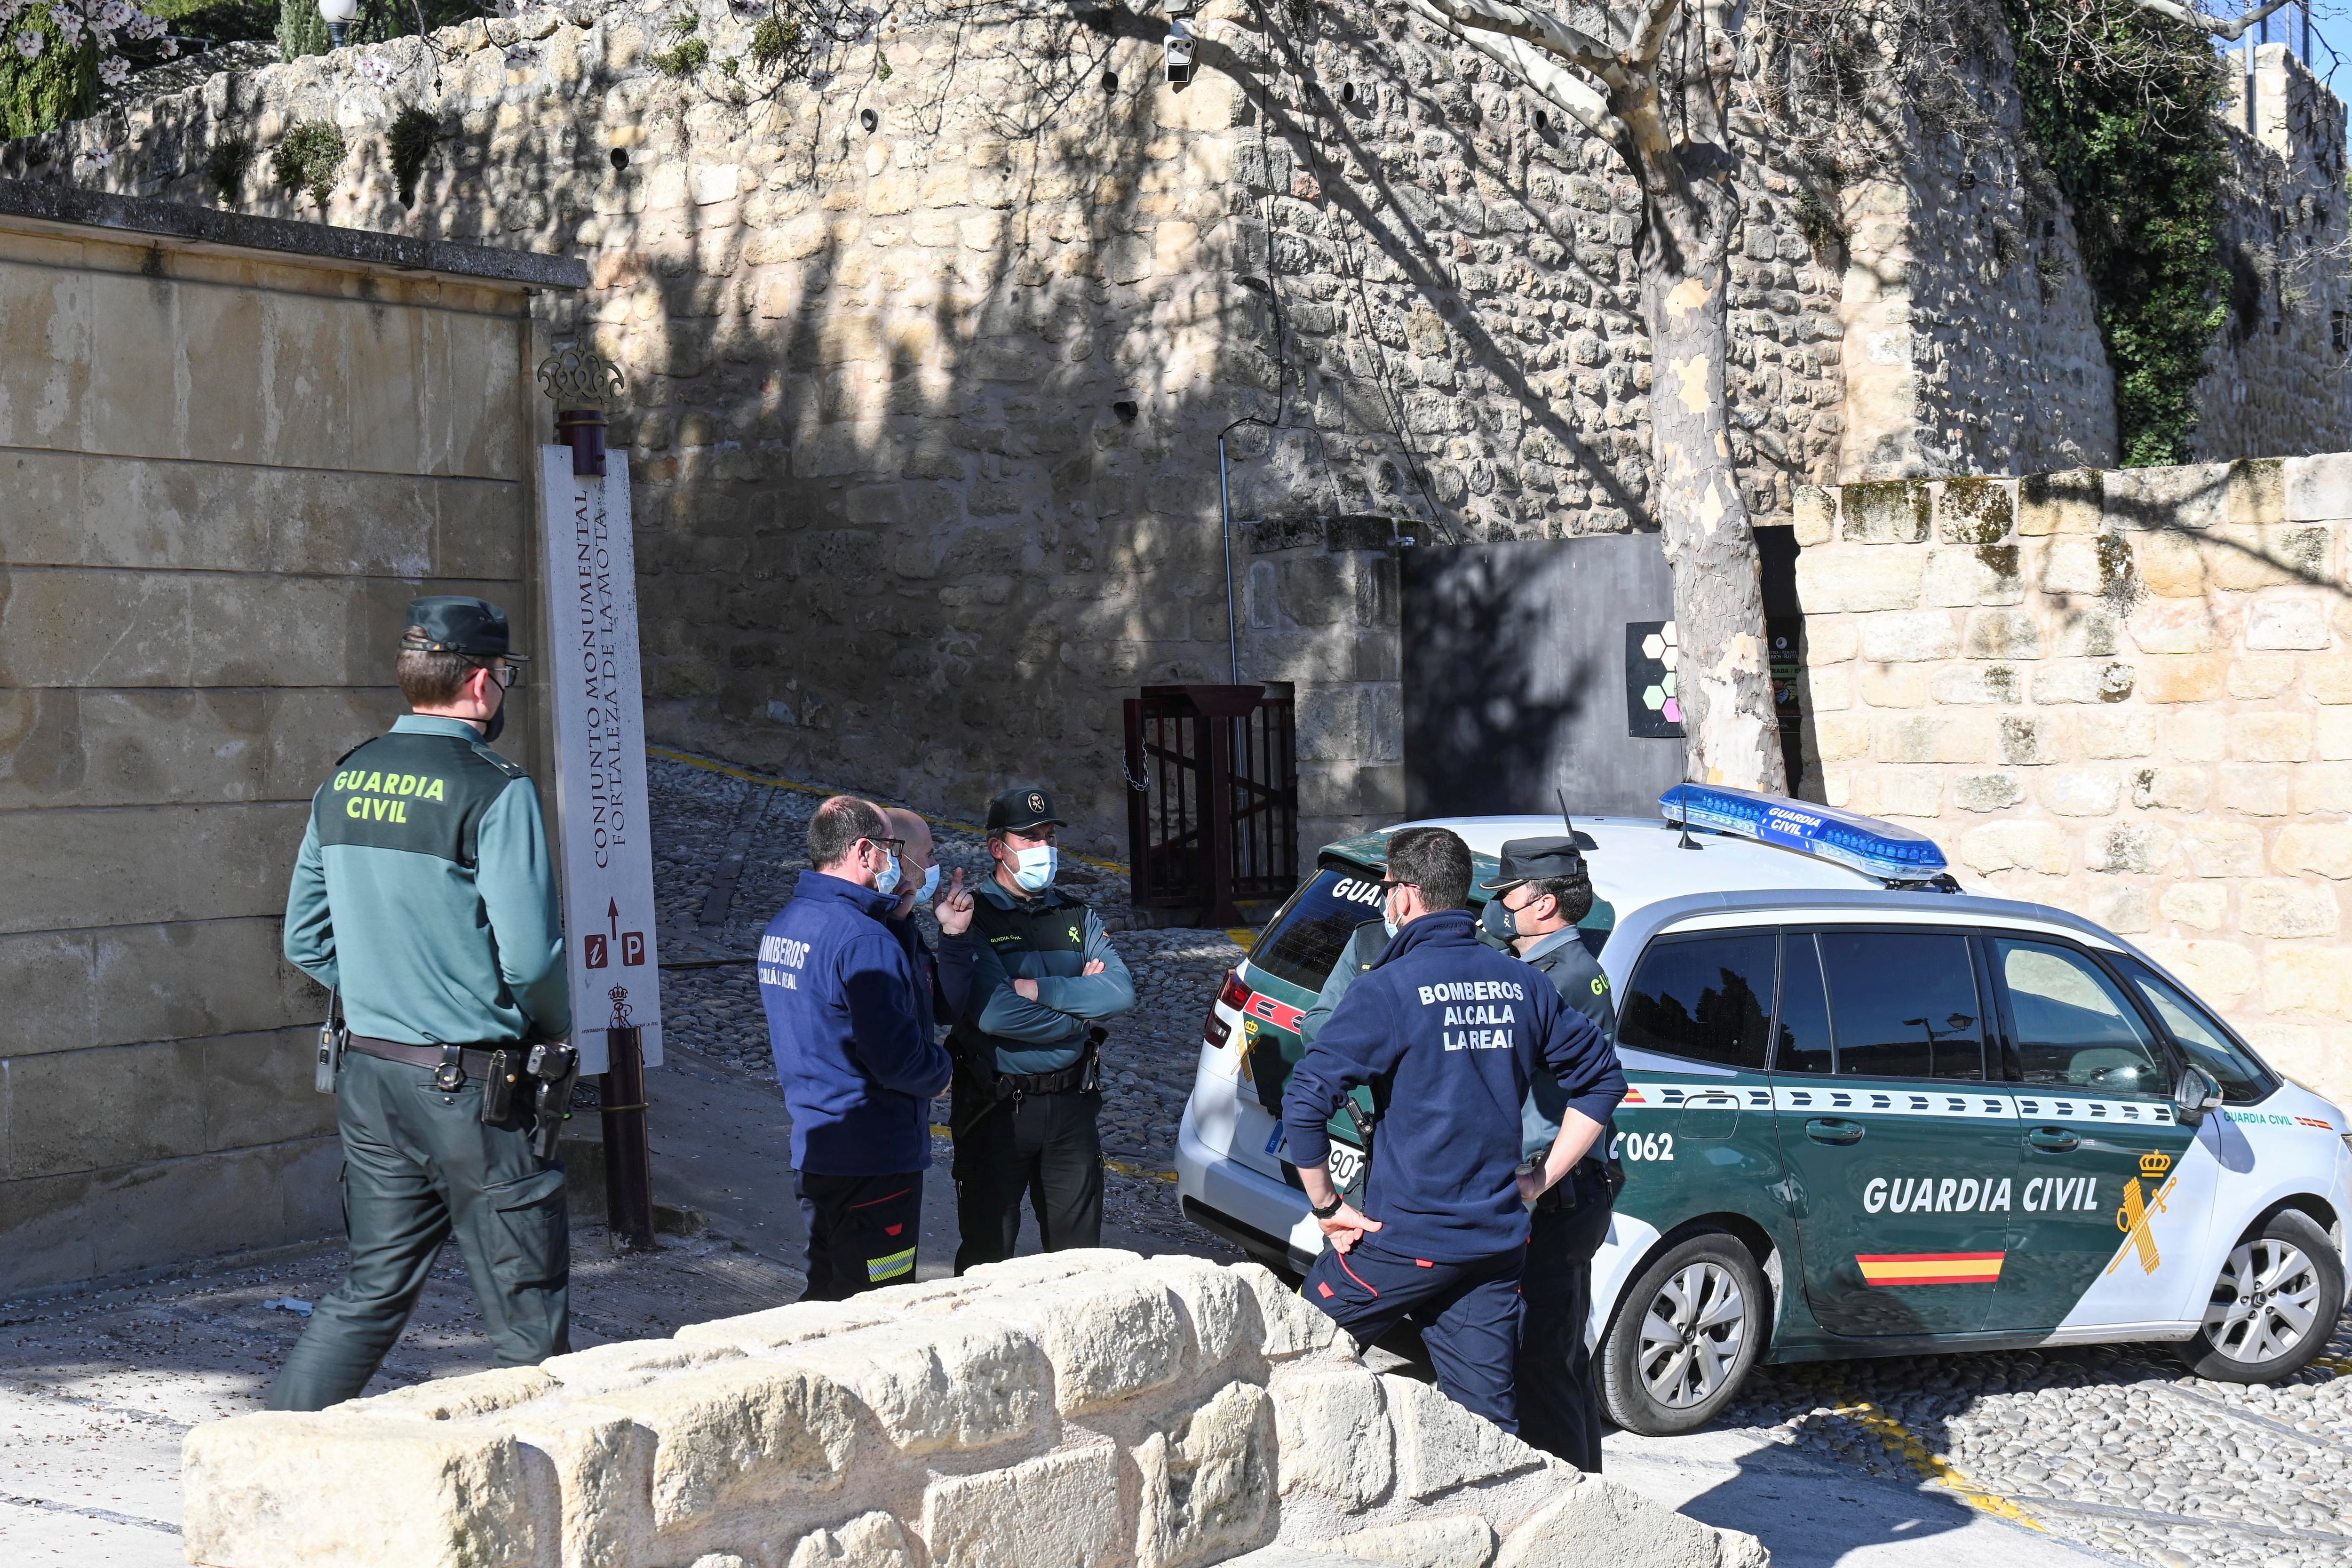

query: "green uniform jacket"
(953, 880), (1136, 1075)
(284, 715), (571, 1045)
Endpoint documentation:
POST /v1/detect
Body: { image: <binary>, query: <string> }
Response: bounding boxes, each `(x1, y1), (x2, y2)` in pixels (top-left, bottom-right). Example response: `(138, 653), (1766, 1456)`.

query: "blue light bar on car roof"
(1658, 783), (1949, 883)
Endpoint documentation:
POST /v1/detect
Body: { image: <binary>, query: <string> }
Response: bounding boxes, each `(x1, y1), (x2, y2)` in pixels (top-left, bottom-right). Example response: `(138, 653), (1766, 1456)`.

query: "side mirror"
(2173, 1064), (2223, 1118)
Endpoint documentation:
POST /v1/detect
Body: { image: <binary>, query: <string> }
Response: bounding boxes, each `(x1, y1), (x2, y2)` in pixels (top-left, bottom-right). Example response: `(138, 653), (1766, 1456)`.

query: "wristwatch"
(1310, 1194), (1346, 1220)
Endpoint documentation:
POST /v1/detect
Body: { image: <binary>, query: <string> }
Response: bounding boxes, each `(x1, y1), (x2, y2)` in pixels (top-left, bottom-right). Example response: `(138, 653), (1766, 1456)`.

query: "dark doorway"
(1401, 533), (1686, 818)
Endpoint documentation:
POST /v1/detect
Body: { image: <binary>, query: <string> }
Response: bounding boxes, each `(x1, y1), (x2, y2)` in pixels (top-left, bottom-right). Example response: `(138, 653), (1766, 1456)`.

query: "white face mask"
(1009, 845), (1057, 893)
(916, 863), (941, 904)
(873, 847), (902, 897)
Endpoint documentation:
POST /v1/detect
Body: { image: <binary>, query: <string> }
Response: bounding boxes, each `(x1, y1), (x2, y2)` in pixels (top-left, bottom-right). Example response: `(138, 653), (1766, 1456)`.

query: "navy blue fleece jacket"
(1281, 910), (1621, 1261)
(759, 870), (954, 1175)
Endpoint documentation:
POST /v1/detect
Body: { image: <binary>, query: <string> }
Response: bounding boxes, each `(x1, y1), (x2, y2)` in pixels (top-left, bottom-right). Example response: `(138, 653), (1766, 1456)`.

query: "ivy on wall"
(2006, 0), (2231, 467)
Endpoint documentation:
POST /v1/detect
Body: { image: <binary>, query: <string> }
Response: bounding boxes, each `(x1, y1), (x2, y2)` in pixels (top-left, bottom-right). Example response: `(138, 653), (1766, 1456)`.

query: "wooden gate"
(1122, 684), (1298, 924)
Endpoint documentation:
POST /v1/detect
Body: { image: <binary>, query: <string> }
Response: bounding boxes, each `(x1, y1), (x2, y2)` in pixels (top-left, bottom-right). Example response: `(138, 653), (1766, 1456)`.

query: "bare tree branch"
(1628, 0), (1686, 70)
(1404, 0), (1624, 80)
(1403, 0), (1628, 141)
(2116, 0), (2296, 41)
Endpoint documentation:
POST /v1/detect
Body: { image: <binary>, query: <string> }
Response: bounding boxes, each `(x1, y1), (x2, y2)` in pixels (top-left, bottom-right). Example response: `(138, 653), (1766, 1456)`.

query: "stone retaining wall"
(183, 1249), (1765, 1568)
(1791, 453), (2352, 1108)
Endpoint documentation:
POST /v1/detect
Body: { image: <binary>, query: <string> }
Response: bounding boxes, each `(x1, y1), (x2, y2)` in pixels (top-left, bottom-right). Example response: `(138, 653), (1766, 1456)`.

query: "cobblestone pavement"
(1692, 1325), (2352, 1565)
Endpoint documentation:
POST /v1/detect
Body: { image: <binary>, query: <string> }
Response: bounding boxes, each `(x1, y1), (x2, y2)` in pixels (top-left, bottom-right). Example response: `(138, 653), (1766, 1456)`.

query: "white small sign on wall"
(538, 446), (661, 1075)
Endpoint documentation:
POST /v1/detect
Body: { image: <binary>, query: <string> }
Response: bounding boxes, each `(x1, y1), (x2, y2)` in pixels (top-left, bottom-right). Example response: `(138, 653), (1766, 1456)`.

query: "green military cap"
(401, 596), (529, 662)
(986, 785), (1063, 833)
(1478, 835), (1587, 894)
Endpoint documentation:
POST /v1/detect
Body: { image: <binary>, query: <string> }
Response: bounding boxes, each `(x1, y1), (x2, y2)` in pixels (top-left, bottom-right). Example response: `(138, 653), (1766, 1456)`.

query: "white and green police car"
(1175, 785), (2352, 1435)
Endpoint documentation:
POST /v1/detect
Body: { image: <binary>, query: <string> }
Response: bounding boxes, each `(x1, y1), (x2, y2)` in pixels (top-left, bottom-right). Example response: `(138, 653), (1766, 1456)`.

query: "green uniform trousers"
(267, 1050), (570, 1411)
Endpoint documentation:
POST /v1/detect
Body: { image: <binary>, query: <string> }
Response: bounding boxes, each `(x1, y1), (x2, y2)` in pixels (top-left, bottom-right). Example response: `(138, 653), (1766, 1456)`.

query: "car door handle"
(2026, 1127), (2081, 1153)
(1805, 1118), (1864, 1146)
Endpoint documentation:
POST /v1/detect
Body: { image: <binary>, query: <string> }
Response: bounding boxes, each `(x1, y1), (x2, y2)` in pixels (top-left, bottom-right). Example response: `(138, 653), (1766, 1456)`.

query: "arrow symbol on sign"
(608, 898), (620, 939)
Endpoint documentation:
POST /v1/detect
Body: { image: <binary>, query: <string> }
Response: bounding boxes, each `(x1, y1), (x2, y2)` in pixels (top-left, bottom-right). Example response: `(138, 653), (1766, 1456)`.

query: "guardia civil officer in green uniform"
(949, 787), (1136, 1271)
(270, 597), (573, 1411)
(1480, 835), (1619, 1471)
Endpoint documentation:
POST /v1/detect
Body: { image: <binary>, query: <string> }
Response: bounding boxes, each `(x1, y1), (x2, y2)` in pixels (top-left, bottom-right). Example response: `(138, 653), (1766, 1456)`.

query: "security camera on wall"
(1165, 23), (1195, 85)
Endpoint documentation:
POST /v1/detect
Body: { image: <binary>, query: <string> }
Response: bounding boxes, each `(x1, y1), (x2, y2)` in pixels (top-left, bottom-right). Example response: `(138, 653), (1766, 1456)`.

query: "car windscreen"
(1249, 868), (1387, 993)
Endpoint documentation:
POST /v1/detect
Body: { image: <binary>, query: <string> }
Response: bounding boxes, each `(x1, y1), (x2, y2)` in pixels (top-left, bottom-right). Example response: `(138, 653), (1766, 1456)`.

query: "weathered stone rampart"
(1791, 453), (2352, 1108)
(183, 1249), (1766, 1568)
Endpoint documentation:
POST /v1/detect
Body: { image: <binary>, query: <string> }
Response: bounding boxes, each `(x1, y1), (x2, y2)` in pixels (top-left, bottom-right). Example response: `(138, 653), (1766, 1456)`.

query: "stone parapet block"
(178, 1251), (1761, 1568)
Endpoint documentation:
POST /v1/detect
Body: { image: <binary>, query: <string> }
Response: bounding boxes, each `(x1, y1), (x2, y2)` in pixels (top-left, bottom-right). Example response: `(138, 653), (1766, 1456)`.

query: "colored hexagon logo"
(1643, 683), (1666, 711)
(1641, 632), (1665, 661)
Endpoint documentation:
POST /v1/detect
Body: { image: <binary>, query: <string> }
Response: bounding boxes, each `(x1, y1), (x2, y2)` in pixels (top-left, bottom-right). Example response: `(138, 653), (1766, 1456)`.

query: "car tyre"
(1598, 1230), (1768, 1436)
(2178, 1207), (2345, 1384)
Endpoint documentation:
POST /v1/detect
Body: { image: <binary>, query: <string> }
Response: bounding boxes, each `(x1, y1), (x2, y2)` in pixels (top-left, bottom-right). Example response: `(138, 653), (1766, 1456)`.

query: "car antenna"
(1555, 788), (1589, 853)
(1673, 792), (1700, 852)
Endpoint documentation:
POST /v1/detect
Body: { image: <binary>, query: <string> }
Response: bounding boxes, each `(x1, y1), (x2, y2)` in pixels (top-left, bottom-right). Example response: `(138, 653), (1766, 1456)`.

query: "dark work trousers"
(1518, 1162), (1614, 1470)
(795, 1170), (924, 1299)
(950, 1078), (1104, 1273)
(1302, 1237), (1527, 1431)
(267, 1050), (569, 1412)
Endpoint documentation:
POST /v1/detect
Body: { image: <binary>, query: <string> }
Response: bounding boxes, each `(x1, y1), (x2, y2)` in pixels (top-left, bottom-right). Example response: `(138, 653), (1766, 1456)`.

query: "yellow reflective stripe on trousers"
(866, 1246), (916, 1282)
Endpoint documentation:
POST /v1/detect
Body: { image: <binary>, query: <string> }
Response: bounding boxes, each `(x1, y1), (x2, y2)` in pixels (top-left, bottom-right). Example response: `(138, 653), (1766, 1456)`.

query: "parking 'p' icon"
(585, 934), (609, 969)
(621, 931), (645, 966)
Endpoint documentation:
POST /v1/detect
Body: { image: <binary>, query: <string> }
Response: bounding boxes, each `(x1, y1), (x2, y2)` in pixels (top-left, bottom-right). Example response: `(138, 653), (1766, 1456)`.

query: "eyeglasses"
(1377, 879), (1419, 892)
(482, 662), (516, 689)
(865, 836), (907, 852)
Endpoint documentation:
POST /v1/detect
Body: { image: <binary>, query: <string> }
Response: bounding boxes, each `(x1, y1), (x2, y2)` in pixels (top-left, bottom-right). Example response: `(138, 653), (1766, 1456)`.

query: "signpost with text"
(538, 446), (661, 1075)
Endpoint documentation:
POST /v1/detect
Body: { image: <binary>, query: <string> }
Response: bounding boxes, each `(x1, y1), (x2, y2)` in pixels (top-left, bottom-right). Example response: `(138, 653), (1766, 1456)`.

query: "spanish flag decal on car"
(1855, 1252), (2006, 1286)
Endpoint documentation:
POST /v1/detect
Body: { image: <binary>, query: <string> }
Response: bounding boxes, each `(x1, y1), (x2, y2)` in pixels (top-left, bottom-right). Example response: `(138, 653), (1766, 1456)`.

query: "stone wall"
(0, 0), (1858, 860)
(13, 2), (2352, 868)
(1790, 453), (2352, 1109)
(0, 182), (577, 1291)
(182, 1248), (1765, 1568)
(2196, 46), (2352, 466)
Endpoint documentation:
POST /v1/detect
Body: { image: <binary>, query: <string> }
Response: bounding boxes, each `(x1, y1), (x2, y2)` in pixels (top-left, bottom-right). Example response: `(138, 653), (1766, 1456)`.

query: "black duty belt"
(1535, 1156), (1614, 1213)
(348, 1035), (511, 1076)
(997, 1058), (1091, 1096)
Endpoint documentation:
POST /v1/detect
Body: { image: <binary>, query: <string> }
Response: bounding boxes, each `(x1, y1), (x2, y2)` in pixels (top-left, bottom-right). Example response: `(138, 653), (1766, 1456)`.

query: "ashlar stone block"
(2087, 883), (2152, 935)
(2321, 709), (2352, 761)
(2182, 821), (2267, 878)
(2218, 764), (2293, 817)
(1272, 1365), (1392, 1509)
(675, 1298), (898, 1353)
(2285, 451), (2352, 521)
(2137, 939), (2257, 1002)
(1858, 610), (1959, 663)
(1841, 479), (1929, 543)
(2080, 710), (2157, 759)
(1334, 1515), (1500, 1568)
(1234, 1261), (1344, 1361)
(2042, 768), (2120, 817)
(1134, 1381), (1277, 1568)
(624, 1360), (860, 1528)
(2227, 713), (2313, 763)
(777, 1317), (1048, 1457)
(183, 1413), (533, 1568)
(2131, 766), (2209, 813)
(1794, 549), (1923, 616)
(1495, 1475), (1725, 1568)
(2021, 468), (2104, 536)
(781, 1510), (914, 1568)
(963, 1272), (1190, 1415)
(1963, 607), (2040, 661)
(1383, 1373), (1545, 1500)
(922, 1438), (1122, 1568)
(2245, 597), (2332, 651)
(2263, 948), (2352, 1019)
(1793, 486), (1835, 546)
(2160, 882), (2229, 931)
(2085, 823), (2177, 876)
(1954, 772), (2024, 812)
(2241, 879), (2340, 939)
(2128, 598), (2217, 655)
(2227, 654), (2299, 700)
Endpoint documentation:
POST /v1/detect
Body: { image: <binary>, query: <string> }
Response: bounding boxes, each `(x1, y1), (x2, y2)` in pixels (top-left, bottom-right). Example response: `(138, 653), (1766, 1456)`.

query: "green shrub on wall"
(2007, 0), (2231, 467)
(0, 9), (98, 140)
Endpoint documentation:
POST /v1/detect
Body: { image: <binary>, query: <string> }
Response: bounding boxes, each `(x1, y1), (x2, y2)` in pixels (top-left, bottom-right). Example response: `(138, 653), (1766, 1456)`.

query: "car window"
(1774, 932), (1834, 1074)
(1994, 939), (2166, 1096)
(1621, 933), (1777, 1070)
(2121, 958), (2279, 1104)
(1248, 869), (1385, 993)
(1818, 930), (1985, 1080)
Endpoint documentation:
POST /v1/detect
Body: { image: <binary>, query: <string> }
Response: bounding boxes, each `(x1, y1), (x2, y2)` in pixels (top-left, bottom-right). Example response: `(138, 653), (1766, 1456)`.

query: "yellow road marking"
(649, 745), (1130, 875)
(1826, 1385), (2047, 1531)
(1226, 928), (1257, 951)
(2315, 1353), (2352, 1377)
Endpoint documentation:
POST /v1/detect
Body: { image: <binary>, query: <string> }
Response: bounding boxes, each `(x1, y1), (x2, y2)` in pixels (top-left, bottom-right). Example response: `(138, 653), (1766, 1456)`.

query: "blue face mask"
(1011, 845), (1057, 893)
(917, 863), (941, 904)
(873, 849), (902, 898)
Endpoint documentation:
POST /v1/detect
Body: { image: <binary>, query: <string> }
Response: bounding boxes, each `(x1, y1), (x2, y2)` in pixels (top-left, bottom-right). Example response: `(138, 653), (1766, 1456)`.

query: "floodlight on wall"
(1166, 0), (1200, 14)
(318, 0), (358, 48)
(1164, 23), (1194, 87)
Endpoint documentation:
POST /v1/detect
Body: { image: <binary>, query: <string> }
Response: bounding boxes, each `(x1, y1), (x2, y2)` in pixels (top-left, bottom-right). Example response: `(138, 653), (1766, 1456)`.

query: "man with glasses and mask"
(1283, 826), (1620, 1431)
(271, 597), (572, 1409)
(1478, 836), (1620, 1471)
(760, 796), (955, 1298)
(949, 787), (1135, 1271)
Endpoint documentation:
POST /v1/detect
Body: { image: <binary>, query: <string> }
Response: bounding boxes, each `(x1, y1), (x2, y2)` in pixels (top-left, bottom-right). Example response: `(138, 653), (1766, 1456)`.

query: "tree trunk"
(1638, 188), (1788, 795)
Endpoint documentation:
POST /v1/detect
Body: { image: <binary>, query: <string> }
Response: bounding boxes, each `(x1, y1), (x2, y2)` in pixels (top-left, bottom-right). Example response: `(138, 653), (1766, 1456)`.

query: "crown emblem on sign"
(2139, 1151), (2171, 1177)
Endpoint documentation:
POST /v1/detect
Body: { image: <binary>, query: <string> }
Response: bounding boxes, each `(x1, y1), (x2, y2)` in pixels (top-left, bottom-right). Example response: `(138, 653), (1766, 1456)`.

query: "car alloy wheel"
(2180, 1208), (2344, 1384)
(1600, 1229), (1769, 1436)
(1639, 1260), (1748, 1409)
(2203, 1237), (2321, 1364)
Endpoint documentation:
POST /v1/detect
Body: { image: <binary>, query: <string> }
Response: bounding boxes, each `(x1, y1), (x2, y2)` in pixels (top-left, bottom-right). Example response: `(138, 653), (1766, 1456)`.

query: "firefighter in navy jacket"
(759, 796), (956, 1298)
(1281, 826), (1624, 1431)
